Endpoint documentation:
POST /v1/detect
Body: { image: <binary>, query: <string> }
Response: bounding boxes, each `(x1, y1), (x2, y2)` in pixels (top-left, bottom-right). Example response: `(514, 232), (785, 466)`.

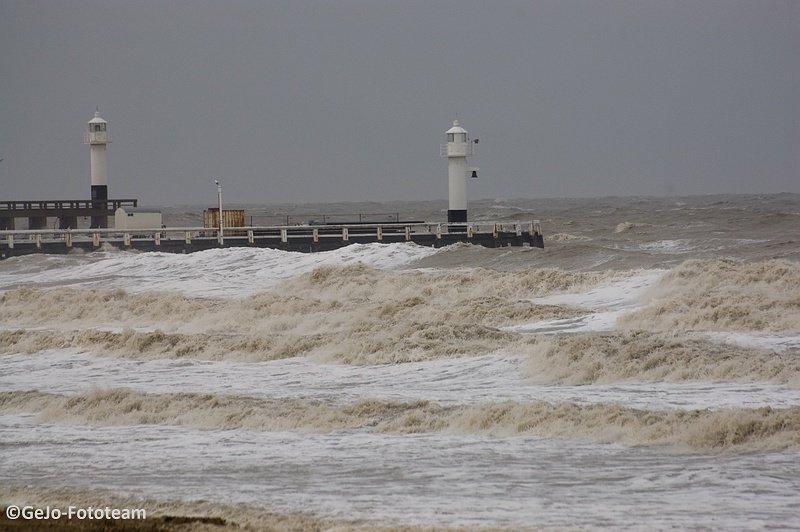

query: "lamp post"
(214, 179), (223, 244)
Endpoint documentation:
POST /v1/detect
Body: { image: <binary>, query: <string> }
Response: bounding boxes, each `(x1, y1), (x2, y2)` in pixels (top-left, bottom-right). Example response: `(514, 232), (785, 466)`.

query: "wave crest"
(3, 389), (799, 451)
(547, 233), (589, 242)
(521, 332), (800, 386)
(614, 221), (654, 233)
(620, 259), (800, 331)
(0, 264), (612, 362)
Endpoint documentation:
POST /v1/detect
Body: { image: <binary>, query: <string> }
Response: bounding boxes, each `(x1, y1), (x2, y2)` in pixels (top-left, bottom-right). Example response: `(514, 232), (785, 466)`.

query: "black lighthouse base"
(91, 185), (109, 228)
(447, 209), (467, 232)
(447, 209), (467, 223)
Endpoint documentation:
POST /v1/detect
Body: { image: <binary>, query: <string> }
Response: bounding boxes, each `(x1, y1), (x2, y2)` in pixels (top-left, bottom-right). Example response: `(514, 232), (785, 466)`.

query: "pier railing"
(0, 199), (138, 212)
(0, 221), (543, 258)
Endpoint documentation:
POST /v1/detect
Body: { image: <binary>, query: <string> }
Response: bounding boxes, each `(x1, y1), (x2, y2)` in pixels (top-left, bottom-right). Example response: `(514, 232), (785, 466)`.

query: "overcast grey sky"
(1, 1), (798, 205)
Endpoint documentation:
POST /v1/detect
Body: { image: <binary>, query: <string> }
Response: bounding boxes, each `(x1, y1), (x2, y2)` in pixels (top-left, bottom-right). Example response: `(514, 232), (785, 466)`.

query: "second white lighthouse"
(441, 120), (475, 223)
(85, 110), (111, 227)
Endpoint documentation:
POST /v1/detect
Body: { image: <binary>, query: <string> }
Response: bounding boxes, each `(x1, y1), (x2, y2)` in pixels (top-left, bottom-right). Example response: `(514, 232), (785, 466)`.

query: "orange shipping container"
(203, 209), (245, 229)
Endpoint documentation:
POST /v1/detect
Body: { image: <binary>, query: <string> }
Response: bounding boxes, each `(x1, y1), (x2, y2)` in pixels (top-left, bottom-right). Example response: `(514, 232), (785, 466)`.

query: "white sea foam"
(702, 331), (800, 353)
(637, 239), (693, 252)
(3, 349), (799, 411)
(507, 270), (663, 334)
(0, 243), (441, 297)
(3, 416), (798, 529)
(2, 194), (800, 529)
(528, 269), (664, 309)
(0, 265), (605, 362)
(507, 309), (632, 334)
(619, 259), (800, 332)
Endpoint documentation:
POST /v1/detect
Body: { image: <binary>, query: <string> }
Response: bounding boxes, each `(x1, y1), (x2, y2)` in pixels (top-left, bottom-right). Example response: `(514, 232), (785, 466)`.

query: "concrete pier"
(0, 221), (543, 260)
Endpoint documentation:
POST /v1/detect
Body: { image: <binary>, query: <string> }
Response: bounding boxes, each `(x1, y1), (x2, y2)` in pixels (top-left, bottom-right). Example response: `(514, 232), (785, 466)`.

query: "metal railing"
(1, 220), (541, 249)
(0, 199), (138, 211)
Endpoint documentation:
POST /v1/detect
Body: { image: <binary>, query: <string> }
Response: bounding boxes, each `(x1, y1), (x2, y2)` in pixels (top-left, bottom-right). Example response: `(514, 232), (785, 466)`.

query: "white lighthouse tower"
(84, 110), (111, 228)
(441, 120), (476, 223)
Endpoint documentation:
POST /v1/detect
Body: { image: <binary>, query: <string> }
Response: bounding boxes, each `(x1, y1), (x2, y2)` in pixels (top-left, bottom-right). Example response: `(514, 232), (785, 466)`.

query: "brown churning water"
(0, 193), (799, 529)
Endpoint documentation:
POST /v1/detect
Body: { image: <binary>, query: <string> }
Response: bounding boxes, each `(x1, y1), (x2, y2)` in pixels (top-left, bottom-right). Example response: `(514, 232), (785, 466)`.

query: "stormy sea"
(1, 193), (799, 530)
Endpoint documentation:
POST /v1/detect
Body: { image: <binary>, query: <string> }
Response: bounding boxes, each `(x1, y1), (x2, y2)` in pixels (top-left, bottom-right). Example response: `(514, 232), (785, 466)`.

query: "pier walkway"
(0, 221), (543, 259)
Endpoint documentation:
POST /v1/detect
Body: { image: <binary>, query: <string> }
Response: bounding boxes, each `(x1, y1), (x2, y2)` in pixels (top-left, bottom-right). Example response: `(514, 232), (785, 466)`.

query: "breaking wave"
(546, 233), (589, 242)
(0, 326), (531, 364)
(0, 329), (329, 362)
(0, 243), (443, 298)
(2, 389), (798, 451)
(5, 329), (799, 387)
(0, 265), (613, 329)
(521, 332), (800, 386)
(619, 259), (800, 332)
(614, 221), (654, 233)
(0, 264), (618, 362)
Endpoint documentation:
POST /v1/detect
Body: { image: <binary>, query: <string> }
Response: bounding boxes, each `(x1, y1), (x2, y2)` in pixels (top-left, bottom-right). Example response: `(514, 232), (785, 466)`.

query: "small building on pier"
(114, 207), (162, 231)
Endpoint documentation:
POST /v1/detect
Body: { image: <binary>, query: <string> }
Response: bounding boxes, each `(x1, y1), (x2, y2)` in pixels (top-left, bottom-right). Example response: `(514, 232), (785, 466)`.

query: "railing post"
(65, 232), (72, 248)
(376, 225), (383, 241)
(154, 232), (161, 246)
(281, 228), (288, 243)
(6, 235), (13, 249)
(35, 233), (42, 249)
(313, 228), (319, 243)
(342, 227), (349, 241)
(93, 233), (100, 247)
(405, 226), (411, 241)
(436, 224), (442, 240)
(185, 231), (192, 244)
(124, 233), (131, 247)
(247, 229), (254, 244)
